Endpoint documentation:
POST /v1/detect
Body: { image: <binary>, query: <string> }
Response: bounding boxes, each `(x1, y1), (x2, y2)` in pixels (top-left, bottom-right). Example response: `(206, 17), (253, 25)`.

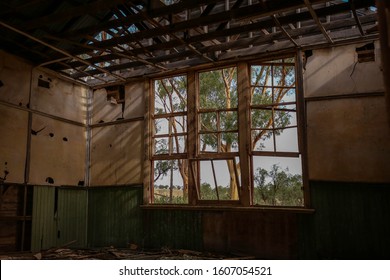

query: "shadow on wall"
(304, 43), (384, 97)
(90, 122), (143, 186)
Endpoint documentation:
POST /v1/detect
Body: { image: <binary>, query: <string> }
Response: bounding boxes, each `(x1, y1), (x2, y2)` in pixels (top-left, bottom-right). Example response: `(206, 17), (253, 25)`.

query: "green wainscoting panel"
(31, 186), (88, 251)
(87, 186), (143, 248)
(57, 188), (88, 248)
(298, 181), (390, 259)
(143, 209), (203, 251)
(31, 186), (57, 251)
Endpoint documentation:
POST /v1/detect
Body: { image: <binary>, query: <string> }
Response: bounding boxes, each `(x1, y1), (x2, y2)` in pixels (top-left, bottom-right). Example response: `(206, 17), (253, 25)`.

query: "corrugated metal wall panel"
(88, 186), (143, 248)
(143, 210), (203, 251)
(202, 211), (298, 259)
(298, 181), (390, 259)
(31, 186), (57, 251)
(57, 188), (87, 248)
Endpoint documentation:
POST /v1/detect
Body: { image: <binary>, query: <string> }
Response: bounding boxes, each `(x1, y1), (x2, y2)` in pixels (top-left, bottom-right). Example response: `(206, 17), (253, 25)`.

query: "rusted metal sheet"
(87, 185), (143, 248)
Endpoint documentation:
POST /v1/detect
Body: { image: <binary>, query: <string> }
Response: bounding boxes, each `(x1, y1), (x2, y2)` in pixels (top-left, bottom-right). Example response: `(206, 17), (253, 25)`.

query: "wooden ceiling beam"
(70, 49), (194, 78)
(69, 13), (378, 80)
(0, 20), (126, 82)
(201, 14), (377, 54)
(59, 0), (218, 39)
(60, 0), (330, 42)
(272, 14), (299, 47)
(49, 0), (375, 71)
(127, 1), (215, 63)
(351, 0), (365, 36)
(88, 0), (372, 51)
(55, 0), (333, 57)
(215, 0), (245, 31)
(303, 0), (334, 44)
(220, 28), (378, 62)
(92, 1), (372, 56)
(21, 0), (127, 31)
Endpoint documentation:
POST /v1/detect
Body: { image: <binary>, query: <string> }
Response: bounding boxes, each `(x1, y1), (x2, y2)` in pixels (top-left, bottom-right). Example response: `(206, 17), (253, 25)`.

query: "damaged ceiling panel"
(0, 0), (379, 86)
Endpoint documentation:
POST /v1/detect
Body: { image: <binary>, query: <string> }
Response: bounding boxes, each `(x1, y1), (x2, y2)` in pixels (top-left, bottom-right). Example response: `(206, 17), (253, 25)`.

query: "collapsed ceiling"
(0, 0), (379, 87)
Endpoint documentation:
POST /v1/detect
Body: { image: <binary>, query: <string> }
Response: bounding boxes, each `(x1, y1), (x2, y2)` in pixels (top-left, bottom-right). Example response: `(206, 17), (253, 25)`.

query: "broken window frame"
(195, 66), (241, 204)
(191, 157), (241, 205)
(194, 65), (241, 205)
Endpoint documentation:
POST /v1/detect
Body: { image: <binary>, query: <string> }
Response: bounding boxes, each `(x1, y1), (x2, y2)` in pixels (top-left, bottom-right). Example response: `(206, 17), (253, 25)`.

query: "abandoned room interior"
(0, 0), (389, 259)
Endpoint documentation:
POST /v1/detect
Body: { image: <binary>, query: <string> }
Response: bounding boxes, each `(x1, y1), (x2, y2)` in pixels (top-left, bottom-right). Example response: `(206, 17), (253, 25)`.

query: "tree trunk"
(227, 159), (239, 199)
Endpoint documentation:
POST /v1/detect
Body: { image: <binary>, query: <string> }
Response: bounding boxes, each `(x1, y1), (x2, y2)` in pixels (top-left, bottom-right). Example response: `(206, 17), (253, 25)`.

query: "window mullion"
(187, 71), (198, 204)
(237, 62), (251, 206)
(217, 111), (221, 153)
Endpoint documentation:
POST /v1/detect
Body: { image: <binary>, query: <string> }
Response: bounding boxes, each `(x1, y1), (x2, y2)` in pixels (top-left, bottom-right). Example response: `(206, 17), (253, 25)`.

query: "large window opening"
(152, 75), (188, 204)
(197, 67), (240, 201)
(197, 158), (241, 201)
(149, 56), (305, 207)
(250, 58), (304, 207)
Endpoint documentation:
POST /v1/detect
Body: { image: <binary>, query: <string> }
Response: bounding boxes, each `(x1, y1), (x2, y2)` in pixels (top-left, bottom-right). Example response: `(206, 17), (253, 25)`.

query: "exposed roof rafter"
(0, 0), (379, 86)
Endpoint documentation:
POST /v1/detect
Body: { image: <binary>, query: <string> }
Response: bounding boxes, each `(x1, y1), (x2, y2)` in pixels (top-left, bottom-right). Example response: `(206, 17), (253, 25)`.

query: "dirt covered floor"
(0, 246), (255, 260)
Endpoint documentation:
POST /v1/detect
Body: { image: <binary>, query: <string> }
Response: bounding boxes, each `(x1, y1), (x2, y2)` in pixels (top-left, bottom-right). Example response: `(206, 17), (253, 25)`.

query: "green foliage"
(153, 185), (188, 204)
(199, 68), (239, 151)
(200, 183), (231, 200)
(154, 76), (187, 114)
(253, 164), (303, 206)
(199, 68), (237, 109)
(154, 160), (177, 182)
(154, 194), (187, 204)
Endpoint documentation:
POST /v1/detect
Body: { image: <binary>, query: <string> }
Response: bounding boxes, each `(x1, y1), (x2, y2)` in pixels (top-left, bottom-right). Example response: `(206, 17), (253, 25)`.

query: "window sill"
(141, 204), (315, 214)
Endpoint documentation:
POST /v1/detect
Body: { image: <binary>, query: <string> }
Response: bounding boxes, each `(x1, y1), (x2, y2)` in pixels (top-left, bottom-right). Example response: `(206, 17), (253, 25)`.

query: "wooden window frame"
(147, 52), (309, 208)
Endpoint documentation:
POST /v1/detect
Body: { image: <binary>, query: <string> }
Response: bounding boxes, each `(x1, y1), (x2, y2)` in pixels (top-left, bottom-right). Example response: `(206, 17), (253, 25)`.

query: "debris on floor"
(0, 246), (256, 260)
